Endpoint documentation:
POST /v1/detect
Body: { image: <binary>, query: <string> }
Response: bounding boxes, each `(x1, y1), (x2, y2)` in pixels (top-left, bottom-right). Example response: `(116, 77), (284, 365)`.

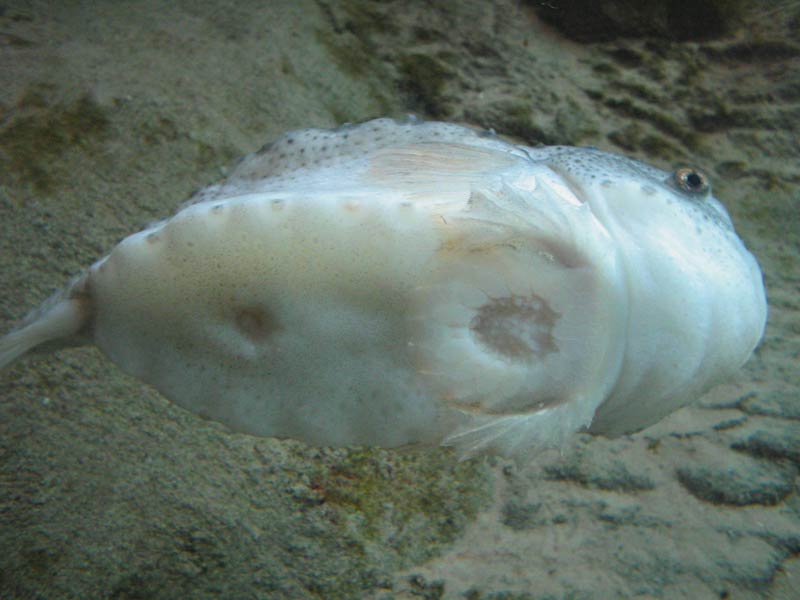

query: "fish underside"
(0, 118), (767, 459)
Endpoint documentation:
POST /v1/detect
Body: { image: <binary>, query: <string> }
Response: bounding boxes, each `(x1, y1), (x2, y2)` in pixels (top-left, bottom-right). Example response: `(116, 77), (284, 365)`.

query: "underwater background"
(0, 1), (798, 598)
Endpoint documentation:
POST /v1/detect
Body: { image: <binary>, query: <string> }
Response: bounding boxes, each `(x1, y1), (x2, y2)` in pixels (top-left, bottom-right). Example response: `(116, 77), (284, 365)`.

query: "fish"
(0, 117), (767, 459)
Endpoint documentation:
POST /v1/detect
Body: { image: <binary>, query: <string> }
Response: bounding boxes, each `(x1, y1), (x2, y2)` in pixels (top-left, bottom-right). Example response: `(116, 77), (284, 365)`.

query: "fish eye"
(671, 167), (710, 196)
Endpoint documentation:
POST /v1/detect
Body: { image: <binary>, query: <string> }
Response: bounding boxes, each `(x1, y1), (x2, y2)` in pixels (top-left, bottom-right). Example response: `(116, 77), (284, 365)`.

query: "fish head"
(533, 146), (768, 434)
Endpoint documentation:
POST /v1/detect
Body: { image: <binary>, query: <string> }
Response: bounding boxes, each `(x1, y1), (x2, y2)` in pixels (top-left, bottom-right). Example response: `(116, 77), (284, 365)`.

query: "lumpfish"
(0, 118), (767, 459)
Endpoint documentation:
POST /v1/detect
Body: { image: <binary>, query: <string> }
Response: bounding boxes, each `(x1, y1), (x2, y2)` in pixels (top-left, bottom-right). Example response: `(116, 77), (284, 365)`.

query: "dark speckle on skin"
(235, 306), (282, 343)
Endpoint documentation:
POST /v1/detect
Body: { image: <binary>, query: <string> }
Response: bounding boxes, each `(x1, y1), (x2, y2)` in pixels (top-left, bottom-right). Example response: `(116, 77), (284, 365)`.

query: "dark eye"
(671, 167), (710, 196)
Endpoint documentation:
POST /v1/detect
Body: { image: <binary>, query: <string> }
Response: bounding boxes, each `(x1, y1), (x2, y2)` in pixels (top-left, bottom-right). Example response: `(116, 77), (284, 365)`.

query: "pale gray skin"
(0, 118), (767, 459)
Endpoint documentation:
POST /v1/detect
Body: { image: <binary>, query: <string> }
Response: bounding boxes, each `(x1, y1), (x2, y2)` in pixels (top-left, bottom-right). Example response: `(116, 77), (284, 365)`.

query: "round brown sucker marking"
(234, 306), (282, 342)
(470, 293), (560, 362)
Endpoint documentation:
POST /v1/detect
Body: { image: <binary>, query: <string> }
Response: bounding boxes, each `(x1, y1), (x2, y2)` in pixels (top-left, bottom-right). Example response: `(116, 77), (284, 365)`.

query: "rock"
(729, 418), (800, 466)
(531, 0), (746, 42)
(499, 500), (544, 531)
(542, 437), (656, 492)
(676, 446), (796, 506)
(741, 387), (800, 420)
(642, 406), (747, 437)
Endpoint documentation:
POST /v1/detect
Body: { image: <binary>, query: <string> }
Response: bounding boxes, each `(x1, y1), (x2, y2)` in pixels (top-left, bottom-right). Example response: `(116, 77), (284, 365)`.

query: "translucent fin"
(0, 327), (42, 370)
(233, 118), (523, 183)
(364, 142), (520, 206)
(442, 398), (598, 461)
(185, 118), (528, 207)
(0, 276), (92, 370)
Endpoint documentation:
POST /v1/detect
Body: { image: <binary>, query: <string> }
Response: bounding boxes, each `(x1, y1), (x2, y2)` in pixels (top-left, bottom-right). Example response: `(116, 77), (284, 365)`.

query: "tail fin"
(0, 276), (92, 371)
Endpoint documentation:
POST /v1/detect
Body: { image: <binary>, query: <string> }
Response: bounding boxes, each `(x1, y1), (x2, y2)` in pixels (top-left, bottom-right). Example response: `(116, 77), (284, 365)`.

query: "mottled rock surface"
(1, 1), (798, 598)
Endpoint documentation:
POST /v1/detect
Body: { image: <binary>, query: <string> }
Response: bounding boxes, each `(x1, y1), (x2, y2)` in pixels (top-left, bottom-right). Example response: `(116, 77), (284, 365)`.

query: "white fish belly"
(88, 192), (445, 447)
(0, 118), (768, 460)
